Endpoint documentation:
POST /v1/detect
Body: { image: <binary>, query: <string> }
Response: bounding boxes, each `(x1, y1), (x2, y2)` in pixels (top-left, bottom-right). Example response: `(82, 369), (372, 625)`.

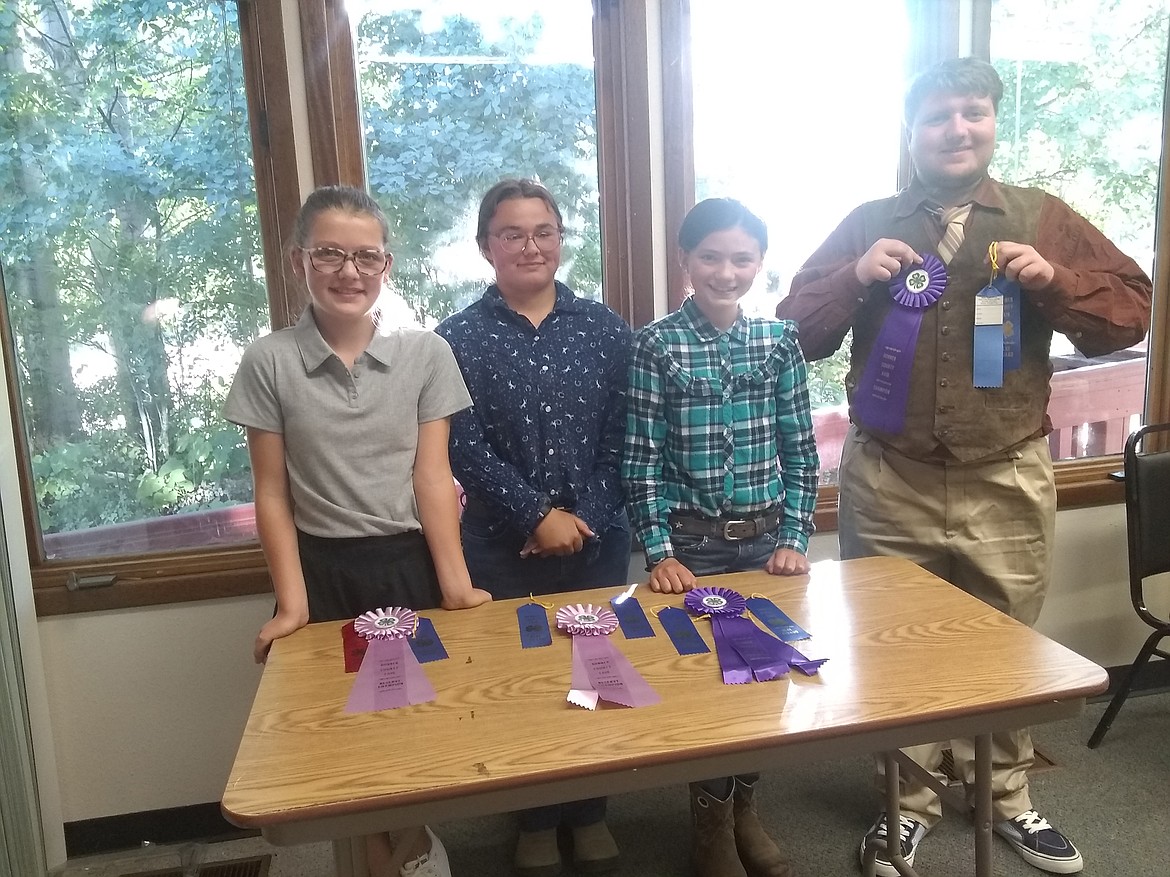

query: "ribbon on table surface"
(611, 595), (656, 639)
(517, 602), (553, 648)
(345, 607), (437, 712)
(556, 603), (659, 710)
(685, 587), (827, 683)
(342, 614), (449, 670)
(854, 253), (947, 435)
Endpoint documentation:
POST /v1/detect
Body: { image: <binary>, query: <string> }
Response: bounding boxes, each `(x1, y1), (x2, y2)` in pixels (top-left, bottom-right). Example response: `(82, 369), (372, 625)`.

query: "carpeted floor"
(62, 690), (1169, 876)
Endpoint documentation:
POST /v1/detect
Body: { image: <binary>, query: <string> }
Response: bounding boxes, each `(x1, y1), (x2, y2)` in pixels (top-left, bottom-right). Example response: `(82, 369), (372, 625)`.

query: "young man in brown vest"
(778, 57), (1152, 876)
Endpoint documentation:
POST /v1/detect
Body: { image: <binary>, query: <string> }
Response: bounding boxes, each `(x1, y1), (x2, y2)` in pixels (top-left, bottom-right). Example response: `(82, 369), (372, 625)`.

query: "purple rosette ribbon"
(556, 603), (658, 709)
(346, 607), (435, 712)
(685, 587), (826, 682)
(684, 587), (748, 618)
(854, 252), (948, 435)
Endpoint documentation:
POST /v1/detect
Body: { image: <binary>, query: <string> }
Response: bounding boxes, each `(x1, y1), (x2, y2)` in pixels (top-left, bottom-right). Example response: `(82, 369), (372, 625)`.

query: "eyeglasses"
(304, 246), (389, 276)
(490, 229), (563, 254)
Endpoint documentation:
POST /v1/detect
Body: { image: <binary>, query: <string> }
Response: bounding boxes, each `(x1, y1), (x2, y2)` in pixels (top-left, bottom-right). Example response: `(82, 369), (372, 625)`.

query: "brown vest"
(848, 185), (1054, 462)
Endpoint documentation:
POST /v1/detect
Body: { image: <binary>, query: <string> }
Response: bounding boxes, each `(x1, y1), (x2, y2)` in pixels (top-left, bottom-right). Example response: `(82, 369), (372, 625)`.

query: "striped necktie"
(936, 203), (972, 264)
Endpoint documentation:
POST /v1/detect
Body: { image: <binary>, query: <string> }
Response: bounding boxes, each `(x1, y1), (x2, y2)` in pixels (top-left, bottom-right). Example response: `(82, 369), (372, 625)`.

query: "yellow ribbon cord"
(988, 240), (1000, 284)
(528, 595), (554, 609)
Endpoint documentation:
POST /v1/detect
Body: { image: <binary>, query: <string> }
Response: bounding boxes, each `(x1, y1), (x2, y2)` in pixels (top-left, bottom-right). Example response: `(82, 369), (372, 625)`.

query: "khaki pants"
(838, 425), (1056, 827)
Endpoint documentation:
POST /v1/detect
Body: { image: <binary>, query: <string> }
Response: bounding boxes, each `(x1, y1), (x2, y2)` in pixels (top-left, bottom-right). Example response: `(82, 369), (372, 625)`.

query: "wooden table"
(222, 557), (1107, 877)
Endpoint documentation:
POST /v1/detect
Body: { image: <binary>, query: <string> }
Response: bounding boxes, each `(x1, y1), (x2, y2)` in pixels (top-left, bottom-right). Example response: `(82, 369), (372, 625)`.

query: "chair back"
(1125, 422), (1170, 621)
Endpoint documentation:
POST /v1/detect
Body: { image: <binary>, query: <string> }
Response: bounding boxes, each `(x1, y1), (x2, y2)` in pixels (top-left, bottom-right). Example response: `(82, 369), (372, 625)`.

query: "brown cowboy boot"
(690, 783), (748, 877)
(732, 777), (796, 877)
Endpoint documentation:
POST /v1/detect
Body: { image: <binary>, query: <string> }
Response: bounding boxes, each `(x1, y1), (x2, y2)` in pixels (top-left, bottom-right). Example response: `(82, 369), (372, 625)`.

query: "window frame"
(16, 0), (303, 616)
(15, 0), (1166, 615)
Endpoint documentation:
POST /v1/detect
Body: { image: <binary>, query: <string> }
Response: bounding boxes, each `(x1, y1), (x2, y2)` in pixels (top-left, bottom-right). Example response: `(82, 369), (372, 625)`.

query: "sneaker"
(401, 826), (451, 877)
(859, 813), (928, 877)
(994, 810), (1083, 874)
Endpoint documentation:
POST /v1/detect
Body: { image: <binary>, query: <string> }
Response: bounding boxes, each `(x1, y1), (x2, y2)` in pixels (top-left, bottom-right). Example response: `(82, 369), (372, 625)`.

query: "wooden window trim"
(593, 0), (657, 328)
(298, 0), (365, 189)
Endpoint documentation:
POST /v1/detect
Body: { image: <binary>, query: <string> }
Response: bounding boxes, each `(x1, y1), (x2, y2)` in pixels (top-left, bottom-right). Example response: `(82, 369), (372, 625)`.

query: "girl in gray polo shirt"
(225, 185), (489, 877)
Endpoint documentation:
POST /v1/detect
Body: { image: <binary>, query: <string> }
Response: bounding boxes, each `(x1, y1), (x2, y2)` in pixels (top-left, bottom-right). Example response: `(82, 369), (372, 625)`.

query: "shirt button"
(940, 326), (951, 336)
(941, 301), (952, 310)
(939, 379), (949, 387)
(941, 352), (951, 361)
(545, 405), (552, 413)
(534, 335), (540, 341)
(547, 448), (555, 456)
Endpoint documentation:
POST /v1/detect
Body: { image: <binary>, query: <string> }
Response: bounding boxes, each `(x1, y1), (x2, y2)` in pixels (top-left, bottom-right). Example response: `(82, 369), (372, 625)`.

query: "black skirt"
(296, 529), (443, 622)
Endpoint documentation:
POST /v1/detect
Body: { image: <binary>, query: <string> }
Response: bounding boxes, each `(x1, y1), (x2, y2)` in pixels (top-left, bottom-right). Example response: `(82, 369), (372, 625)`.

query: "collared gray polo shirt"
(224, 308), (471, 537)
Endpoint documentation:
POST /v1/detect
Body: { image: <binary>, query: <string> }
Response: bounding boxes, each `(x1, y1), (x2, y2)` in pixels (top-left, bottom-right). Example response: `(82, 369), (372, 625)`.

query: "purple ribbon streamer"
(711, 616), (828, 681)
(570, 635), (660, 707)
(854, 254), (947, 435)
(707, 616), (777, 682)
(345, 636), (436, 712)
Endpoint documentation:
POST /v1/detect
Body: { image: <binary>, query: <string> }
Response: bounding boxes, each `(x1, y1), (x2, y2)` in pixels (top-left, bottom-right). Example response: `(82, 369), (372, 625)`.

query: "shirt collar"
(894, 175), (1006, 218)
(482, 280), (585, 318)
(679, 296), (749, 343)
(294, 306), (396, 371)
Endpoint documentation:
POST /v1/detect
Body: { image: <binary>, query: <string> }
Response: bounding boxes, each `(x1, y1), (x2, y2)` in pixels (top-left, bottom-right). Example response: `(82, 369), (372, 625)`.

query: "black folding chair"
(1087, 422), (1170, 748)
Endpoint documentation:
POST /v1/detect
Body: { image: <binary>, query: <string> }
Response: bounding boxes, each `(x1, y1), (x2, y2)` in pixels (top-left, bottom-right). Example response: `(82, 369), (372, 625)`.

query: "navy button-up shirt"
(436, 282), (632, 536)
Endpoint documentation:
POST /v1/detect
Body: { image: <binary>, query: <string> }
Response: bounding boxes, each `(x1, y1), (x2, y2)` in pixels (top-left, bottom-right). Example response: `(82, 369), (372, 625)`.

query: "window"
(9, 0), (1167, 614)
(347, 1), (601, 325)
(990, 0), (1167, 462)
(686, 0), (909, 482)
(0, 2), (266, 562)
(662, 0), (1169, 511)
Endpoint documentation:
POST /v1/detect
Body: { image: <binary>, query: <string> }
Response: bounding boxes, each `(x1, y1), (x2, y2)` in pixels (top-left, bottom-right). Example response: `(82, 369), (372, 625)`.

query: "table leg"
(859, 752), (922, 877)
(332, 836), (365, 877)
(973, 733), (992, 877)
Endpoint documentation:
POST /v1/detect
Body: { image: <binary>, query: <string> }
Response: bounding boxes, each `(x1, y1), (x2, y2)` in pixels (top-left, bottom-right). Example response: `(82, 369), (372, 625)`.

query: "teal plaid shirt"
(622, 298), (819, 566)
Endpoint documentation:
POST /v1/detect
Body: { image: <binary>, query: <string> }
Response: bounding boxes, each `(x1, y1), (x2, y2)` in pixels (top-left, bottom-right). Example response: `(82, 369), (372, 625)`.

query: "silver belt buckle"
(722, 518), (752, 540)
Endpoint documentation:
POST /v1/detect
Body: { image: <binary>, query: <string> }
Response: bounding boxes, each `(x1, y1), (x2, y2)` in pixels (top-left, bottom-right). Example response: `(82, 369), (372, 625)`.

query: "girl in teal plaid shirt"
(621, 198), (818, 877)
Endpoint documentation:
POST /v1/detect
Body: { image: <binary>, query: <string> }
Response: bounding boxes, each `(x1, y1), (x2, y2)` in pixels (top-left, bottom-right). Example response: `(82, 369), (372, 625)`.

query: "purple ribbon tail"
(711, 617), (754, 684)
(780, 642), (828, 676)
(714, 616), (791, 682)
(853, 303), (924, 435)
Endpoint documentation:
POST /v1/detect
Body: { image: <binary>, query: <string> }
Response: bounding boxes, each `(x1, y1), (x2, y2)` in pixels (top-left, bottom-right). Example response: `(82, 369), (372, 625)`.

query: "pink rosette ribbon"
(354, 607), (418, 639)
(555, 603), (619, 636)
(555, 603), (658, 710)
(346, 606), (435, 712)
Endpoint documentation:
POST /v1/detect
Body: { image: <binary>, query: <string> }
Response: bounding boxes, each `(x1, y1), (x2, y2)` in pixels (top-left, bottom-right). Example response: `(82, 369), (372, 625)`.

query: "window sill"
(31, 459), (1124, 617)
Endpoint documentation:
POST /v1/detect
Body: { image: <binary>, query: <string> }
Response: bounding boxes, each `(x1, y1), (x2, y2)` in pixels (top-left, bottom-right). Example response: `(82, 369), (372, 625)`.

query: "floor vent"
(121, 855), (270, 877)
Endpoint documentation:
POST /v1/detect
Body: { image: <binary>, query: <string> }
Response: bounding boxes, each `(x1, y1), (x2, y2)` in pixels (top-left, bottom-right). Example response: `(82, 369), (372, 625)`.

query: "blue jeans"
(671, 528), (775, 800)
(670, 528), (780, 577)
(461, 507), (632, 600)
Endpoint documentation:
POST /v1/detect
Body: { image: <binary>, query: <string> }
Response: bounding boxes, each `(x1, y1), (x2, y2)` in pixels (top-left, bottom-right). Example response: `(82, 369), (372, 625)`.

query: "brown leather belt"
(668, 508), (781, 541)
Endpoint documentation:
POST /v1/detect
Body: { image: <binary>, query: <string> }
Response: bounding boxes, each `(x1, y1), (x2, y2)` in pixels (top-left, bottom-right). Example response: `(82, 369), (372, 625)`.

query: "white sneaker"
(401, 826), (451, 877)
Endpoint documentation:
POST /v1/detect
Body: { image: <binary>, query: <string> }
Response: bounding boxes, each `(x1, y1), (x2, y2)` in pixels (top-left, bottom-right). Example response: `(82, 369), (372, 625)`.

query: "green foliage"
(1, 0), (264, 535)
(356, 10), (598, 320)
(992, 0), (1167, 261)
